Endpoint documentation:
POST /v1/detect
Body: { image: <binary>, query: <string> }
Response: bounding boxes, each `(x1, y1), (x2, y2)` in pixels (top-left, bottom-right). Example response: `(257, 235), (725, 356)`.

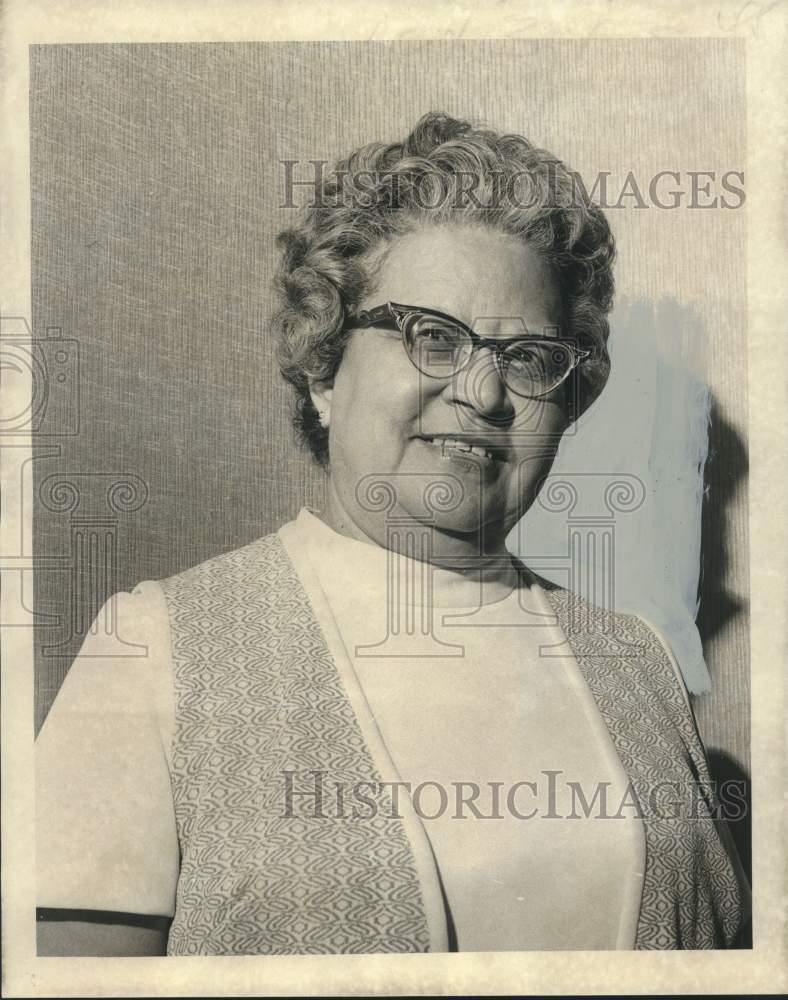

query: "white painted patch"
(510, 297), (712, 694)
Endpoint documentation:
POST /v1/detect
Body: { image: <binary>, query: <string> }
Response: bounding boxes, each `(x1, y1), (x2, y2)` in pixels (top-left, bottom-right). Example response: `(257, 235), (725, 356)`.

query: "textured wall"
(30, 43), (748, 866)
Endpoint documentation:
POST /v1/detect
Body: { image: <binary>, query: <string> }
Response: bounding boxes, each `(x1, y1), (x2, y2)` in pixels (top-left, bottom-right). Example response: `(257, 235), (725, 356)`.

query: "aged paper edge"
(1, 0), (785, 996)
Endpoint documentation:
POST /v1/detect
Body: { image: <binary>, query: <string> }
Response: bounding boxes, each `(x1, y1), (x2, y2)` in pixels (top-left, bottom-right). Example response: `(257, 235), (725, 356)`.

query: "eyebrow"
(418, 305), (561, 339)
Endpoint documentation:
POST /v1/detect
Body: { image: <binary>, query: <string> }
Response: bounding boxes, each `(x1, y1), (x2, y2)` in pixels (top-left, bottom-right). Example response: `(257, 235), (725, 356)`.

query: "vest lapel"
(542, 582), (745, 948)
(278, 522), (450, 952)
(164, 531), (436, 955)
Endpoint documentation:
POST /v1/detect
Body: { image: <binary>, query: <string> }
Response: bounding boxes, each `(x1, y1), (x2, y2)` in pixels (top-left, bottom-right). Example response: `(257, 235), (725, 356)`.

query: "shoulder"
(157, 530), (288, 597)
(39, 580), (172, 723)
(37, 579), (177, 778)
(524, 566), (650, 638)
(521, 564), (692, 708)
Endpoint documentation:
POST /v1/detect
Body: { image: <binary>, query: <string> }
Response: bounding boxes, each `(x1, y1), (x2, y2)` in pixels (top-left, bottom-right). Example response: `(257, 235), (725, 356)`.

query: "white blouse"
(36, 508), (652, 950)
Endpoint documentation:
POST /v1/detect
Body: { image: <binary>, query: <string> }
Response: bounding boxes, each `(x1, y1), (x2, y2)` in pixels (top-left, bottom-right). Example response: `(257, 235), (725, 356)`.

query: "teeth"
(435, 437), (494, 460)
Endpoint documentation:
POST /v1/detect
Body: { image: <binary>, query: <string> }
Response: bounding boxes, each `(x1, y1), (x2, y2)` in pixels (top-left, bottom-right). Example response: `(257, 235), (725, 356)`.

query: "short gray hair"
(274, 111), (616, 467)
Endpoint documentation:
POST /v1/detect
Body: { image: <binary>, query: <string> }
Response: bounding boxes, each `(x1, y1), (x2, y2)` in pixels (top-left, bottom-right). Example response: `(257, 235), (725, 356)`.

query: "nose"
(447, 346), (513, 421)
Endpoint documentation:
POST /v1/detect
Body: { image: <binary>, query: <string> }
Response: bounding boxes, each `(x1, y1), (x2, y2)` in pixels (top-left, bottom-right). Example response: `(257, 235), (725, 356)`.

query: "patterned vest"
(159, 530), (747, 954)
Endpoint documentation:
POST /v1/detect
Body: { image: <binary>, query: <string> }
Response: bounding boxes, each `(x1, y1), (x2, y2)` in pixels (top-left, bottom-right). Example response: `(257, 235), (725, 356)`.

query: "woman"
(36, 112), (750, 955)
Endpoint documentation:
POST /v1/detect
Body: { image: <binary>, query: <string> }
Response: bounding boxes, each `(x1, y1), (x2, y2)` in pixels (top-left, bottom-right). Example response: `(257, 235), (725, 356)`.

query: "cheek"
(331, 352), (421, 464)
(508, 395), (569, 438)
(360, 343), (420, 411)
(507, 405), (566, 489)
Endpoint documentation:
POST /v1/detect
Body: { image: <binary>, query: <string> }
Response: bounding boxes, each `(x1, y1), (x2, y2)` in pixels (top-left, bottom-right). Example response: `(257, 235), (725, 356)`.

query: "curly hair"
(273, 111), (616, 467)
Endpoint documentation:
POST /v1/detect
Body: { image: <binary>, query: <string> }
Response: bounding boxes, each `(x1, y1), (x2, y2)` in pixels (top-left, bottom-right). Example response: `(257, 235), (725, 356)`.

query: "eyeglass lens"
(405, 313), (575, 396)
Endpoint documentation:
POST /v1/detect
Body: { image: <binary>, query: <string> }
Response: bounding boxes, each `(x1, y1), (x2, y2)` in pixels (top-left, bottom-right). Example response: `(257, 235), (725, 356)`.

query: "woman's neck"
(316, 483), (516, 582)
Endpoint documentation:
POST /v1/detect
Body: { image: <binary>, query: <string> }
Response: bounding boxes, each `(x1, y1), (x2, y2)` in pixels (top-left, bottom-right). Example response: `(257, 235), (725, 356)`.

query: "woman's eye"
(509, 346), (543, 367)
(420, 326), (459, 344)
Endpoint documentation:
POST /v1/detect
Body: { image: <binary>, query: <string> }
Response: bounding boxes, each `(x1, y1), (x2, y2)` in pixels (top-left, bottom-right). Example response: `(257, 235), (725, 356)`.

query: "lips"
(418, 435), (507, 462)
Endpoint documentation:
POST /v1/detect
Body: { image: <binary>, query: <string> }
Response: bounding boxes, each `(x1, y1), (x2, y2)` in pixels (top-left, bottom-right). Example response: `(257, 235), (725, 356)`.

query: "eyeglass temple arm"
(355, 304), (401, 327)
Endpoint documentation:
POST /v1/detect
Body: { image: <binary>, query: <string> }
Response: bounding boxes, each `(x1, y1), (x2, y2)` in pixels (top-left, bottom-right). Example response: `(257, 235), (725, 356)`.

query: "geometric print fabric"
(160, 534), (746, 952)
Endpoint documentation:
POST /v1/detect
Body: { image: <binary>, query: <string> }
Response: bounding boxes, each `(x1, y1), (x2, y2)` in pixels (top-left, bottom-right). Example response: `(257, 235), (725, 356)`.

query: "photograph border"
(2, 1), (785, 996)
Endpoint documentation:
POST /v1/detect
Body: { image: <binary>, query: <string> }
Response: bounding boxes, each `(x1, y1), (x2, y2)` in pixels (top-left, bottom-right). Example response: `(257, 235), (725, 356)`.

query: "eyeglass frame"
(351, 301), (592, 399)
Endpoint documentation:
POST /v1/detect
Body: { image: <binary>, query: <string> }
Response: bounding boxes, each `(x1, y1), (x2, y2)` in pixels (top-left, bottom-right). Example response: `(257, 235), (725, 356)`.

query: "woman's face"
(311, 223), (570, 558)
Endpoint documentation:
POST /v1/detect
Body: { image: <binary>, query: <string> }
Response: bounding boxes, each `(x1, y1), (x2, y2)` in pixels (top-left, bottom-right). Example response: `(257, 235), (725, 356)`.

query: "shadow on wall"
(697, 395), (750, 902)
(697, 395), (748, 646)
(707, 747), (751, 933)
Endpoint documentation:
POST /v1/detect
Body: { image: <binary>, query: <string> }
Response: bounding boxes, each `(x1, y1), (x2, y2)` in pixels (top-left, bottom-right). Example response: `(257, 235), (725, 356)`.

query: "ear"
(308, 379), (333, 428)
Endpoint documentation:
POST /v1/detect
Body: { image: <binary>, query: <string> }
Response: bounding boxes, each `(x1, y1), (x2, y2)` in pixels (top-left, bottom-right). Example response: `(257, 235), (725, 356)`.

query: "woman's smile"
(310, 223), (568, 555)
(414, 434), (507, 471)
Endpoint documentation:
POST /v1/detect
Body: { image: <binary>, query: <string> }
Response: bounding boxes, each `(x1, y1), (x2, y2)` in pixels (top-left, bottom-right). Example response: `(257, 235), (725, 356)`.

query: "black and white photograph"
(1, 2), (784, 996)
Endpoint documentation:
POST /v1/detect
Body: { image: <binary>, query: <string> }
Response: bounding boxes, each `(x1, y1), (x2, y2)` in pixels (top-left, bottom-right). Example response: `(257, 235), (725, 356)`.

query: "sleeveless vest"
(158, 530), (747, 954)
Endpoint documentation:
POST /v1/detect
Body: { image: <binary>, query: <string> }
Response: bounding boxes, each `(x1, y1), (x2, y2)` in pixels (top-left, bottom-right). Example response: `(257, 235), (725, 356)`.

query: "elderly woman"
(36, 112), (749, 955)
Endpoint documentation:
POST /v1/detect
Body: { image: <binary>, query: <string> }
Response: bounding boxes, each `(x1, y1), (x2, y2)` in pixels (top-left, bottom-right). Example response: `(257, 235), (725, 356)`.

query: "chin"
(350, 464), (518, 544)
(406, 493), (511, 542)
